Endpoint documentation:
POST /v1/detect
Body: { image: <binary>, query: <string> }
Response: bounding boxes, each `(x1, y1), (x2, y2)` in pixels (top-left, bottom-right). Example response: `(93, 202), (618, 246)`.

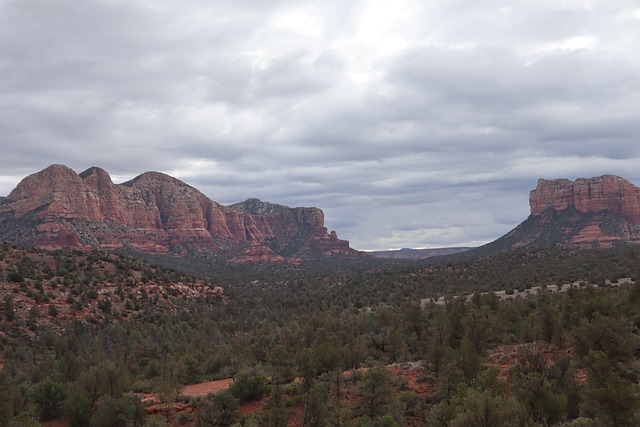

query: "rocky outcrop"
(475, 206), (640, 255)
(466, 175), (640, 256)
(228, 243), (294, 264)
(0, 165), (358, 261)
(530, 175), (640, 225)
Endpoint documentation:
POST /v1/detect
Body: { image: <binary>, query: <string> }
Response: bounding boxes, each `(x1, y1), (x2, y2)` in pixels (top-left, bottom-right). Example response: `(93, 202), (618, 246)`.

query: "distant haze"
(369, 247), (473, 260)
(1, 0), (639, 250)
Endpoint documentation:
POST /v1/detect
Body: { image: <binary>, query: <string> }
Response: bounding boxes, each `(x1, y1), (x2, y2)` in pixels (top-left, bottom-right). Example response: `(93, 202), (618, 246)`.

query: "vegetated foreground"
(1, 243), (640, 426)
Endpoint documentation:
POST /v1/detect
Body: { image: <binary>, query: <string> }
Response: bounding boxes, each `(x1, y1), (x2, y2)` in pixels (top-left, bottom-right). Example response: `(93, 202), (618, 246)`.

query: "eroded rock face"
(469, 175), (640, 255)
(0, 165), (357, 260)
(530, 175), (640, 225)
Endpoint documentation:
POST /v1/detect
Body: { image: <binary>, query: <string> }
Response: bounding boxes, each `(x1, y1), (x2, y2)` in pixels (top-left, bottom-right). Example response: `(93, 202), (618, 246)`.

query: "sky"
(1, 0), (639, 251)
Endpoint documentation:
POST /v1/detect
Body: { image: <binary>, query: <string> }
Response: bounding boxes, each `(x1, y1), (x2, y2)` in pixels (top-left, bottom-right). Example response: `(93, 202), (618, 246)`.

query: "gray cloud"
(1, 0), (639, 250)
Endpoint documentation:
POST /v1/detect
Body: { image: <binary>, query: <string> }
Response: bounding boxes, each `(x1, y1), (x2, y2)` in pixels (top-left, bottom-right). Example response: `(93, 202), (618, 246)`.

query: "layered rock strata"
(530, 175), (640, 224)
(0, 165), (356, 260)
(471, 175), (640, 255)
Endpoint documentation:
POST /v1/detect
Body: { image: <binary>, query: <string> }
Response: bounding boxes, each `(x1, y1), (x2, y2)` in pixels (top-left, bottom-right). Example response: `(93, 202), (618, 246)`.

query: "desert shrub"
(7, 271), (24, 283)
(29, 378), (67, 420)
(91, 395), (145, 427)
(63, 392), (91, 427)
(229, 370), (268, 403)
(197, 390), (238, 426)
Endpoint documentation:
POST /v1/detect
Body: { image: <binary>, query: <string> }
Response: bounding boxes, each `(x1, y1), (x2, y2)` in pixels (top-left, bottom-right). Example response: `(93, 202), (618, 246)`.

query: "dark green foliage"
(7, 271), (23, 283)
(63, 392), (92, 427)
(580, 351), (640, 426)
(29, 377), (67, 420)
(2, 244), (640, 425)
(449, 389), (521, 427)
(510, 351), (568, 425)
(48, 304), (58, 318)
(0, 372), (16, 426)
(300, 385), (328, 427)
(358, 366), (393, 419)
(180, 354), (201, 384)
(91, 395), (145, 427)
(229, 370), (269, 403)
(57, 352), (81, 382)
(571, 313), (635, 363)
(75, 366), (106, 413)
(196, 390), (238, 426)
(211, 390), (238, 425)
(6, 413), (40, 427)
(3, 294), (14, 322)
(262, 384), (291, 427)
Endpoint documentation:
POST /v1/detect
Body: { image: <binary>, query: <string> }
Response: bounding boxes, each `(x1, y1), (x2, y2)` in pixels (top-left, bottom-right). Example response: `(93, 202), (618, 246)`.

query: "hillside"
(0, 245), (225, 339)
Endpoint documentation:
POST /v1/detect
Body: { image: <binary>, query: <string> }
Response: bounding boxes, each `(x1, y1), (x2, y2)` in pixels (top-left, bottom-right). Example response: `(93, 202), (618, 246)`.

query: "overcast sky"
(1, 0), (639, 250)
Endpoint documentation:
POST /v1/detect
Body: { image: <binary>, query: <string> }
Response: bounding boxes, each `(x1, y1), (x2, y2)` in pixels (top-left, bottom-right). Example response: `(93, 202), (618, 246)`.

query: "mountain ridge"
(0, 164), (359, 262)
(369, 247), (473, 260)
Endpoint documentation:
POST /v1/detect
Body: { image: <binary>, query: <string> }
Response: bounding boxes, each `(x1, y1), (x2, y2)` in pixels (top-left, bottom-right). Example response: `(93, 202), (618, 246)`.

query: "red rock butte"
(0, 164), (357, 261)
(529, 175), (640, 225)
(460, 174), (640, 256)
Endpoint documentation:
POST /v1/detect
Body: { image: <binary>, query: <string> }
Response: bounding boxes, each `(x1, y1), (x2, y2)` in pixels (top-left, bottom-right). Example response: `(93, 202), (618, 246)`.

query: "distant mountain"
(0, 165), (361, 262)
(471, 175), (640, 257)
(369, 247), (473, 260)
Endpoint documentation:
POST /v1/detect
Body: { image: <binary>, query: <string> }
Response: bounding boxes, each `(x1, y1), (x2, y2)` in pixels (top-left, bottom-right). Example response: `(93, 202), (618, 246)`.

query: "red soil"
(238, 400), (263, 416)
(143, 378), (235, 415)
(182, 378), (234, 397)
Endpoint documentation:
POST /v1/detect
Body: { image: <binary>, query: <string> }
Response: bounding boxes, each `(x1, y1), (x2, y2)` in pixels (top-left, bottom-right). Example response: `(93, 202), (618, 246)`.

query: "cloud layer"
(1, 0), (639, 250)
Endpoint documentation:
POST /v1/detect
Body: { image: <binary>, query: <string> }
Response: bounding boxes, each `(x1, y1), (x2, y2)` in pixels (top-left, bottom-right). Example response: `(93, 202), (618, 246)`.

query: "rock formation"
(470, 175), (640, 256)
(530, 175), (640, 224)
(0, 165), (358, 261)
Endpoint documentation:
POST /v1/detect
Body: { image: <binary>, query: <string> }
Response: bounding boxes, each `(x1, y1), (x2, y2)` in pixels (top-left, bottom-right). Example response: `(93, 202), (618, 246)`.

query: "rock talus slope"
(0, 165), (356, 260)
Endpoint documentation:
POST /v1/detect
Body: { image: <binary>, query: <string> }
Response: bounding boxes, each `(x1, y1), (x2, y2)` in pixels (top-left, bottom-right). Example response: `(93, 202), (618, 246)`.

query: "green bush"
(7, 271), (24, 283)
(229, 370), (268, 403)
(63, 392), (91, 427)
(29, 378), (67, 420)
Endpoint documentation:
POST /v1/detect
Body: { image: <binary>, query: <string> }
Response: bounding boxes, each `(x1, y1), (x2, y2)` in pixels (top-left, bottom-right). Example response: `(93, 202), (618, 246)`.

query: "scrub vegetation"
(0, 243), (639, 426)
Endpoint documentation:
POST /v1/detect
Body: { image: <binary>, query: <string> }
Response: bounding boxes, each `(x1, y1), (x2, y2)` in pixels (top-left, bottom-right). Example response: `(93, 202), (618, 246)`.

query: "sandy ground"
(143, 378), (235, 416)
(182, 378), (234, 397)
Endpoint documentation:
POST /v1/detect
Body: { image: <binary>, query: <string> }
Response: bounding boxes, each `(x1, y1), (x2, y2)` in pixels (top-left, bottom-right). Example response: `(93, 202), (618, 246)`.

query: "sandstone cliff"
(0, 165), (357, 261)
(530, 175), (640, 224)
(466, 175), (640, 257)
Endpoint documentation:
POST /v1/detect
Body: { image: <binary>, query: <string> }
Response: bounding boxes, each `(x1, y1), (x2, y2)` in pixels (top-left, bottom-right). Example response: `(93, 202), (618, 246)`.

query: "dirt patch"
(238, 400), (263, 416)
(145, 402), (196, 416)
(143, 378), (234, 417)
(182, 378), (234, 397)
